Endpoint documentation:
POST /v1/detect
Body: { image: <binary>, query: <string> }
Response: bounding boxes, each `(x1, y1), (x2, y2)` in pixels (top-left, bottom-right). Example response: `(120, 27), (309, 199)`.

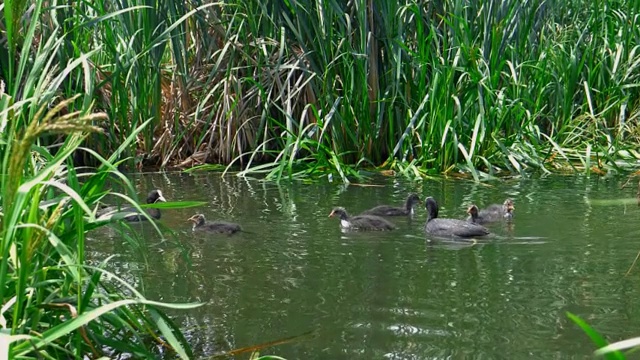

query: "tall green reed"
(5, 0), (639, 183)
(0, 1), (200, 358)
(568, 312), (627, 359)
(185, 0), (640, 181)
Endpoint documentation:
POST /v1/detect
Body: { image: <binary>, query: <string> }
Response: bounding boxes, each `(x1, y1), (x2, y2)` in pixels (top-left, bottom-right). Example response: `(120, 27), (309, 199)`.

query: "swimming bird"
(98, 189), (166, 222)
(328, 207), (395, 231)
(188, 213), (242, 235)
(466, 204), (481, 223)
(360, 193), (421, 216)
(424, 197), (489, 238)
(467, 198), (514, 224)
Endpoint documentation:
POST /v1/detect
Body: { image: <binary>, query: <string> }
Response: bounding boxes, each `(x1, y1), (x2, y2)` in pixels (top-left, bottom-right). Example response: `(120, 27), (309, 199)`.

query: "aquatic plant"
(215, 0), (640, 181)
(2, 0), (639, 180)
(0, 1), (202, 358)
(568, 312), (627, 359)
(250, 355), (287, 360)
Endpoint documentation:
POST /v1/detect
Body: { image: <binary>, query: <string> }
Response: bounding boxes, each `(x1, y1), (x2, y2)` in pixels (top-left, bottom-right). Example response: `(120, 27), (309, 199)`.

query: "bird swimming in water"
(187, 213), (243, 235)
(329, 207), (396, 231)
(98, 189), (166, 222)
(424, 197), (490, 238)
(360, 193), (421, 217)
(467, 198), (514, 224)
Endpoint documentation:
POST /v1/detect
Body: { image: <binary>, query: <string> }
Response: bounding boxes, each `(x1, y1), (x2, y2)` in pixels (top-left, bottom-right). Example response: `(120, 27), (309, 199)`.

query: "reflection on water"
(87, 173), (640, 359)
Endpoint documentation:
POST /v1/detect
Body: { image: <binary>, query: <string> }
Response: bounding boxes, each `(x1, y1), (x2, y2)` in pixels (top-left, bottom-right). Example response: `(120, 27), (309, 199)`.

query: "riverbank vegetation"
(4, 0), (638, 182)
(1, 0), (638, 357)
(0, 1), (204, 357)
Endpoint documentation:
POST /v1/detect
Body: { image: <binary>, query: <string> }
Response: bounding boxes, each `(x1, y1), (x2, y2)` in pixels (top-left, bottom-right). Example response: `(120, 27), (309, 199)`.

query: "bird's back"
(350, 214), (396, 230)
(360, 205), (406, 217)
(426, 218), (489, 238)
(199, 221), (242, 234)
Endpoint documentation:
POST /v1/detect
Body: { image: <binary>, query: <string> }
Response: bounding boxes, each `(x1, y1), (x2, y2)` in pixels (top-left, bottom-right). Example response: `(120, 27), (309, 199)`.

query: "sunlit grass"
(4, 0), (640, 343)
(0, 1), (204, 357)
(178, 1), (640, 181)
(2, 0), (639, 357)
(5, 0), (635, 182)
(175, 0), (638, 182)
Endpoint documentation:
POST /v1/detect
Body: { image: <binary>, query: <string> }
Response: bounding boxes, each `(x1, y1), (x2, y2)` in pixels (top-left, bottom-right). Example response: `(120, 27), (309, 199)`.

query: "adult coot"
(360, 193), (421, 216)
(98, 189), (166, 222)
(188, 214), (242, 234)
(329, 207), (395, 231)
(424, 197), (489, 238)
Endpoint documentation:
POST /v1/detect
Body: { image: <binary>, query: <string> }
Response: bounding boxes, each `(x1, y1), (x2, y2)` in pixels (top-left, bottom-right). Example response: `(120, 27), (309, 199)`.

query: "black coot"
(424, 197), (489, 238)
(98, 189), (166, 222)
(360, 193), (421, 216)
(329, 207), (396, 231)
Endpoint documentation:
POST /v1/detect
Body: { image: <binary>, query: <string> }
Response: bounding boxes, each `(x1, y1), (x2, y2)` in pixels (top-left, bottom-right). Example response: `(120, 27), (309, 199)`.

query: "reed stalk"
(5, 0), (636, 181)
(0, 1), (200, 358)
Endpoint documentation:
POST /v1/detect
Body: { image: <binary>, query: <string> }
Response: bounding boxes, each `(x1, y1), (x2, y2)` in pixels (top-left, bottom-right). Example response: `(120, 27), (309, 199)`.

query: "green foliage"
(568, 312), (631, 359)
(250, 355), (287, 360)
(596, 337), (640, 357)
(0, 1), (202, 358)
(176, 0), (640, 181)
(3, 0), (637, 182)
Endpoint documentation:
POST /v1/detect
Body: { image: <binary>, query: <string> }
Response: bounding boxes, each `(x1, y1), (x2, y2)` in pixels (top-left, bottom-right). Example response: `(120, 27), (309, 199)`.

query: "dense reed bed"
(3, 0), (638, 181)
(0, 2), (638, 357)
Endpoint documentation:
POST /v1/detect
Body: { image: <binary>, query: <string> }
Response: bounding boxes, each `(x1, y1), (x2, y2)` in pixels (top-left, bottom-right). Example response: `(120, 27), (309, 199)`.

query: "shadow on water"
(87, 173), (640, 359)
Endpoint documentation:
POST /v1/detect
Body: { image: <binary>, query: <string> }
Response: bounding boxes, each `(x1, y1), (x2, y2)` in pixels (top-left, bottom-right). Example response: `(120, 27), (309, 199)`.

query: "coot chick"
(188, 214), (242, 235)
(467, 198), (514, 224)
(329, 207), (395, 231)
(466, 204), (481, 223)
(424, 197), (489, 238)
(360, 193), (421, 216)
(98, 189), (166, 222)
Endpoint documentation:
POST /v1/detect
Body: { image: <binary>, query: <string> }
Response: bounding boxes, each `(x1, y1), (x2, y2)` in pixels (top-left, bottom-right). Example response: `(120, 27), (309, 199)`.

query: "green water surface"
(88, 174), (640, 359)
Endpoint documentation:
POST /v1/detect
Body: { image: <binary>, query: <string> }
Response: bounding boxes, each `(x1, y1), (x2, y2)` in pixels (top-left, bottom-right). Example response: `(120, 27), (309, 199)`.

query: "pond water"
(88, 173), (640, 359)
